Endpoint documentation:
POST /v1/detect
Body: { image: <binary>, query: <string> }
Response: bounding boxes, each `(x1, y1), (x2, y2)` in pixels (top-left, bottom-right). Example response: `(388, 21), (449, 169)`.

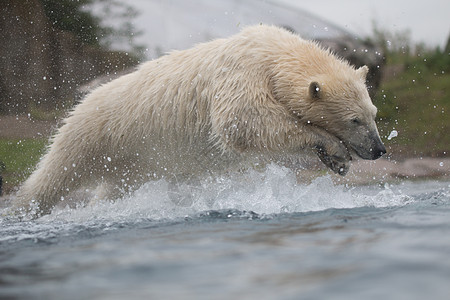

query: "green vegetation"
(370, 26), (450, 156)
(0, 139), (47, 194)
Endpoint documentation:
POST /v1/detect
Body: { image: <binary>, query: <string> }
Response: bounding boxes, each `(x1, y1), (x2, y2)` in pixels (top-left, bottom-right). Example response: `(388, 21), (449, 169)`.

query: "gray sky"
(120, 0), (449, 52)
(279, 0), (450, 48)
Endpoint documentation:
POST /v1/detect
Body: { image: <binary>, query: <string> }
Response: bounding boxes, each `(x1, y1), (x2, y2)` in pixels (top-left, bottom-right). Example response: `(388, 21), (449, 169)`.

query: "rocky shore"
(325, 156), (450, 186)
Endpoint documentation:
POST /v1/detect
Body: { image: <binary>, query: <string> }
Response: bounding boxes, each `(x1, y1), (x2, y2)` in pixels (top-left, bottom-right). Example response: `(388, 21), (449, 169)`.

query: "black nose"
(371, 142), (386, 159)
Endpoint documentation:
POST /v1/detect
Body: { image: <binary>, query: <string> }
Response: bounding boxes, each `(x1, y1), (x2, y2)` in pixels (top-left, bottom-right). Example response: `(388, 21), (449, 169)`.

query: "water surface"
(1, 165), (449, 300)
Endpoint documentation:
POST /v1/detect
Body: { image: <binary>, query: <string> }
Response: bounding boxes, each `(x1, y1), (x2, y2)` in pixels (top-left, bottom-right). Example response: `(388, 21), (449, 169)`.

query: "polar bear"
(14, 25), (385, 216)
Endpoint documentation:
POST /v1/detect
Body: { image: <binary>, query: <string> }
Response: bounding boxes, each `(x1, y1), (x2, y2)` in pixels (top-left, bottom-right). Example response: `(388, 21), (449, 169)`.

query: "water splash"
(0, 164), (415, 246)
(38, 164), (411, 224)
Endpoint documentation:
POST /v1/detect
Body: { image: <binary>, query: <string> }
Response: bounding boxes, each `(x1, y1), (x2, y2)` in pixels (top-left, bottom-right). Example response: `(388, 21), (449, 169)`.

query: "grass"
(0, 139), (47, 194)
(374, 52), (450, 157)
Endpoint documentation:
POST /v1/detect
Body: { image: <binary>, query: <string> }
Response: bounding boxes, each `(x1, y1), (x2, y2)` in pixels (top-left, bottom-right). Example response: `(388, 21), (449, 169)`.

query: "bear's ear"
(309, 81), (321, 100)
(356, 65), (369, 80)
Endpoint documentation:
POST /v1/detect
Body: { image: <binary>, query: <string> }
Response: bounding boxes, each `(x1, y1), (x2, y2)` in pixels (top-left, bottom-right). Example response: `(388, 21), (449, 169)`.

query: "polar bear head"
(303, 65), (386, 160)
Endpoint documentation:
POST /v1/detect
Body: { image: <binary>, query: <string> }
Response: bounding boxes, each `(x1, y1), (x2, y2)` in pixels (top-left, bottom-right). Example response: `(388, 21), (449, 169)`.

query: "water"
(1, 165), (449, 300)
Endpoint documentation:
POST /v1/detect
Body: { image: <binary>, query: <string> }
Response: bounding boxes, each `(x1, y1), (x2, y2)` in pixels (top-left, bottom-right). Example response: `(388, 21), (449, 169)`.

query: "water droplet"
(387, 130), (398, 140)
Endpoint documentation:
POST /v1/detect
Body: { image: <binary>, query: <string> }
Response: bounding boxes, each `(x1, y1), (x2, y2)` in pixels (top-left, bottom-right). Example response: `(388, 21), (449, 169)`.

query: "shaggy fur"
(13, 25), (385, 216)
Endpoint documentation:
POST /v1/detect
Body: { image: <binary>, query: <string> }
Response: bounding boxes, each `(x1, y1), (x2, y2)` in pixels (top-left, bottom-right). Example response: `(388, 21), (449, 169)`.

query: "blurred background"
(0, 0), (449, 194)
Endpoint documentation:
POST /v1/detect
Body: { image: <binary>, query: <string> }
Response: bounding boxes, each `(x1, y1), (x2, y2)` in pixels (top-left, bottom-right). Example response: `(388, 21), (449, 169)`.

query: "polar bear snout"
(370, 137), (386, 160)
(361, 135), (386, 160)
(349, 132), (386, 160)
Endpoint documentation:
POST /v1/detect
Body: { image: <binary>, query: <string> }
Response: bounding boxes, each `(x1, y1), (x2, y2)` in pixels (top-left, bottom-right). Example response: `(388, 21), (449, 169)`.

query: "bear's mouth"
(343, 140), (387, 160)
(305, 121), (354, 160)
(341, 139), (380, 161)
(312, 124), (385, 161)
(291, 113), (360, 161)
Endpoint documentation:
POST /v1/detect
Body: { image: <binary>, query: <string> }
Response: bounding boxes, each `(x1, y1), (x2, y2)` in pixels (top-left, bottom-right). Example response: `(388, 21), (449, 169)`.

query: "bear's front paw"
(315, 144), (351, 176)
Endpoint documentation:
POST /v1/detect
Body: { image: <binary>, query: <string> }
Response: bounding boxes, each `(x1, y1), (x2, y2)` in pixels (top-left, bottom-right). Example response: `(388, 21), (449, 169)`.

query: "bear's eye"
(351, 118), (362, 125)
